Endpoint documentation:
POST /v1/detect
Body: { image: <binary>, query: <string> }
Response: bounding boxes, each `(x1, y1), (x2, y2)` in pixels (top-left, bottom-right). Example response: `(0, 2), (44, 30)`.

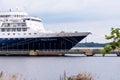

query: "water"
(0, 54), (120, 80)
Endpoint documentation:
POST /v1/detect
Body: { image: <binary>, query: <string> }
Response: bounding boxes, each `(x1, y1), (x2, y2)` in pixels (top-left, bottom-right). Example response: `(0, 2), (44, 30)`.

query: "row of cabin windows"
(2, 23), (26, 27)
(2, 33), (37, 35)
(1, 28), (27, 32)
(25, 18), (41, 22)
(1, 38), (29, 41)
(0, 15), (25, 18)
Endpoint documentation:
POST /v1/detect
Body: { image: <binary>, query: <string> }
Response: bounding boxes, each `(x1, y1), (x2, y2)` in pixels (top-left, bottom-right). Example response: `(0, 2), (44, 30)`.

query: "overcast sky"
(0, 0), (120, 43)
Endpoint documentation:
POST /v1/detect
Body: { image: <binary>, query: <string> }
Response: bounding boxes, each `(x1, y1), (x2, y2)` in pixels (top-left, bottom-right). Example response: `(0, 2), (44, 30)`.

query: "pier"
(0, 48), (119, 56)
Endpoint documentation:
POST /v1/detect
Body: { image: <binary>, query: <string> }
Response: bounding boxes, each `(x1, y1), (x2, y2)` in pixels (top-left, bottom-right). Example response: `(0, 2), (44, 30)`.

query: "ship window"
(23, 20), (26, 22)
(8, 33), (10, 35)
(1, 28), (5, 32)
(22, 23), (26, 27)
(1, 23), (10, 27)
(22, 28), (27, 31)
(18, 23), (21, 26)
(8, 23), (10, 26)
(13, 33), (15, 35)
(0, 15), (10, 17)
(17, 28), (21, 31)
(7, 28), (10, 32)
(16, 15), (18, 17)
(13, 24), (17, 27)
(26, 18), (30, 20)
(31, 19), (41, 22)
(6, 19), (8, 21)
(34, 33), (37, 35)
(12, 28), (16, 32)
(18, 33), (20, 35)
(5, 24), (9, 27)
(29, 33), (31, 35)
(24, 33), (26, 35)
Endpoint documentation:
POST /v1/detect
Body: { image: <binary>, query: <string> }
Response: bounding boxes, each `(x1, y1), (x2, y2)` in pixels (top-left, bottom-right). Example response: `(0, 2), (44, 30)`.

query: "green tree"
(101, 28), (120, 56)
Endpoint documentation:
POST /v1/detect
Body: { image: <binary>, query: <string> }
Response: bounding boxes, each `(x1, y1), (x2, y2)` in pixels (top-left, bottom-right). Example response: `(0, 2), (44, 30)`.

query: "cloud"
(0, 0), (120, 19)
(0, 0), (119, 13)
(0, 0), (85, 12)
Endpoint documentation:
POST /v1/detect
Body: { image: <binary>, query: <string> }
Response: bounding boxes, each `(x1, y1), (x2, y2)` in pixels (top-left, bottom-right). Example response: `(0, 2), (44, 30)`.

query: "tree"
(101, 28), (120, 56)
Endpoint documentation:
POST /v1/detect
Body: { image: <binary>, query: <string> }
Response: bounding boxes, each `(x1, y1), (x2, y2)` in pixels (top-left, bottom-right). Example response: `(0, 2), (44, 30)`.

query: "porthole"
(13, 33), (15, 35)
(8, 33), (10, 35)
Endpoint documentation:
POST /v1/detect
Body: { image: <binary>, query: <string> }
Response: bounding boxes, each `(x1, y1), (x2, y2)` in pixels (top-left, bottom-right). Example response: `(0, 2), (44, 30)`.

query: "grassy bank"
(60, 72), (94, 80)
(0, 71), (94, 80)
(0, 71), (23, 80)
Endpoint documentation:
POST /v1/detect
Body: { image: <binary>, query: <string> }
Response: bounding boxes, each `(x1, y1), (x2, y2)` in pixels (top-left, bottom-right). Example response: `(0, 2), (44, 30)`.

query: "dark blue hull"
(0, 36), (86, 50)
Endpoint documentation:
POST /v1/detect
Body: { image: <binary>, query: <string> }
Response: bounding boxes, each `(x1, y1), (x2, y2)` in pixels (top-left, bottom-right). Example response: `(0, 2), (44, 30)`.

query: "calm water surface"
(0, 54), (120, 80)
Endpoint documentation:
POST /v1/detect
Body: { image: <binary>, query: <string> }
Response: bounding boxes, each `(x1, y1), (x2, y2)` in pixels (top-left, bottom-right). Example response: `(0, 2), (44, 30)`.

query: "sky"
(0, 0), (120, 43)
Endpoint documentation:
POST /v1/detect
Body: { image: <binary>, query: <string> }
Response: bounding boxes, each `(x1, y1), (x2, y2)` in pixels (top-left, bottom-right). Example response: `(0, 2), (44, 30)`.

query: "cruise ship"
(0, 10), (90, 51)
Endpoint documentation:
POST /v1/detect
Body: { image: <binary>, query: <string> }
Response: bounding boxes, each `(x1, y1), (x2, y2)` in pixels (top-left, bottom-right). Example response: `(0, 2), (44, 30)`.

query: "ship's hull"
(0, 35), (86, 50)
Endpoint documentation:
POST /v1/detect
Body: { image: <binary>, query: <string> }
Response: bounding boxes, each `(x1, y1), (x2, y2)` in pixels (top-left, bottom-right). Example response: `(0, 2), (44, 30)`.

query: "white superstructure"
(0, 10), (46, 38)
